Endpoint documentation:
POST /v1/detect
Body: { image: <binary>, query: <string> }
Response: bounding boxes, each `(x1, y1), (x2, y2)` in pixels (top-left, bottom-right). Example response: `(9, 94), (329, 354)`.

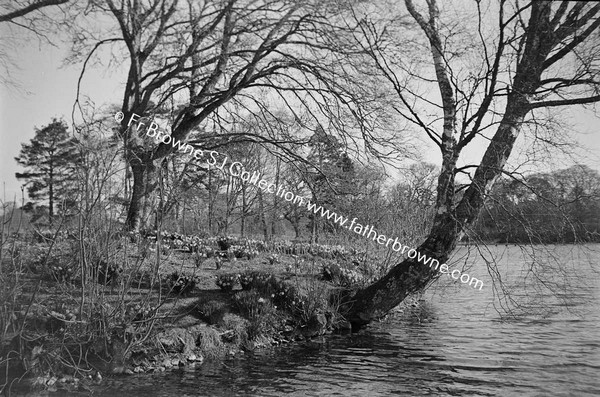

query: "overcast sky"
(1, 21), (599, 205)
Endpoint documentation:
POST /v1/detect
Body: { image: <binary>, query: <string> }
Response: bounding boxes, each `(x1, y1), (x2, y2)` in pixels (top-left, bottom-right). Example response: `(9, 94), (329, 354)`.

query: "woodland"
(1, 0), (599, 392)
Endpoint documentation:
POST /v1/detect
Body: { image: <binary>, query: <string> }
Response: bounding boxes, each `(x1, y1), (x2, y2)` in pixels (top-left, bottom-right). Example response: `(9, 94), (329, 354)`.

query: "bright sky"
(1, 16), (599, 204)
(0, 26), (127, 203)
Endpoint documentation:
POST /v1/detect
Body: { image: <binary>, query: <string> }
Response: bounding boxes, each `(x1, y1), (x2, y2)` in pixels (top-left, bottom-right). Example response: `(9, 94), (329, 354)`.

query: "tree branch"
(0, 0), (69, 22)
(529, 94), (600, 109)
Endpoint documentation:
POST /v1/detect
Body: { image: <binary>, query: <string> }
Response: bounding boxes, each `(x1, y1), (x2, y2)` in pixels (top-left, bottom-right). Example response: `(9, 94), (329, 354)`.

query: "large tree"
(346, 0), (600, 326)
(73, 0), (394, 231)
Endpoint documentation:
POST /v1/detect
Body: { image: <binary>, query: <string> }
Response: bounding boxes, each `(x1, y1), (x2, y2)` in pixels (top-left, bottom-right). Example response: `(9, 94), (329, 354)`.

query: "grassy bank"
(0, 228), (393, 394)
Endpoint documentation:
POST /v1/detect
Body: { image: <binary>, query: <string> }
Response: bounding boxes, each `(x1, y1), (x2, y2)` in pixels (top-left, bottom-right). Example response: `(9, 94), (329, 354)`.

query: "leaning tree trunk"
(345, 0), (561, 328)
(346, 96), (530, 327)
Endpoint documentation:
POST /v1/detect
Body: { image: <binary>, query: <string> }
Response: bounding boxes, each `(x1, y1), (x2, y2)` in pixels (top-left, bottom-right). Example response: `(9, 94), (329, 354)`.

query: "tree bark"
(257, 189), (269, 240)
(240, 184), (247, 237)
(271, 159), (280, 240)
(208, 171), (214, 234)
(347, 93), (531, 327)
(49, 158), (54, 224)
(125, 156), (157, 232)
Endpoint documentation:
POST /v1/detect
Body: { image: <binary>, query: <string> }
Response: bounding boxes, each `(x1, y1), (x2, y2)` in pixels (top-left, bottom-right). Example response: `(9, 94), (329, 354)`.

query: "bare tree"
(71, 0), (396, 231)
(347, 0), (600, 326)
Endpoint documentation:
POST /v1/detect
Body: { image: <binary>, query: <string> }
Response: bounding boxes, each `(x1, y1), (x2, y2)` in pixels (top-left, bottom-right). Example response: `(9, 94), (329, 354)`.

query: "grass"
(0, 224), (392, 394)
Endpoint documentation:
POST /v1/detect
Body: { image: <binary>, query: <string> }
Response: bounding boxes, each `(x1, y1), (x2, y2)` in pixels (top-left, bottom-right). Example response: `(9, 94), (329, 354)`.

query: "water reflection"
(95, 245), (600, 396)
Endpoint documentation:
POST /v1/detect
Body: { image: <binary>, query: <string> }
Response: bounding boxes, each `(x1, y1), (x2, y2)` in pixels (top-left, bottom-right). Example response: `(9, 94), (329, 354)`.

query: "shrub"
(196, 326), (225, 358)
(197, 300), (229, 325)
(97, 260), (122, 285)
(215, 273), (239, 292)
(48, 264), (76, 283)
(269, 279), (300, 311)
(216, 236), (232, 251)
(267, 254), (278, 265)
(220, 313), (249, 346)
(237, 271), (272, 291)
(228, 245), (259, 260)
(236, 271), (300, 312)
(239, 272), (253, 291)
(168, 272), (198, 295)
(123, 302), (156, 324)
(321, 263), (367, 288)
(232, 290), (280, 339)
(244, 271), (277, 293)
(192, 251), (205, 267)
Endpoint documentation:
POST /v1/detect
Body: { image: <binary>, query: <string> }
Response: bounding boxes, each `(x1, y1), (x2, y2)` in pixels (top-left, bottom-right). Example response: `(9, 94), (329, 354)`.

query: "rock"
(133, 366), (144, 373)
(124, 368), (134, 375)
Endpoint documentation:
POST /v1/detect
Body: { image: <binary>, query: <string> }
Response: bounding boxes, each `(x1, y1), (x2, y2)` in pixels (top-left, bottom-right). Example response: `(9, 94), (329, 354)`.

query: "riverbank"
(0, 231), (382, 394)
(90, 244), (600, 397)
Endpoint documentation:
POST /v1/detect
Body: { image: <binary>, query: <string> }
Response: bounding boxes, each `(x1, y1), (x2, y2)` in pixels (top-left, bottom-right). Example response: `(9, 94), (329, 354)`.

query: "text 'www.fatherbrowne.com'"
(122, 112), (484, 290)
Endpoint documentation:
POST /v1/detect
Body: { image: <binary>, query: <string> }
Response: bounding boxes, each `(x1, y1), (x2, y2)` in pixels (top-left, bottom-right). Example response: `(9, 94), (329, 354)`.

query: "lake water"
(95, 244), (600, 396)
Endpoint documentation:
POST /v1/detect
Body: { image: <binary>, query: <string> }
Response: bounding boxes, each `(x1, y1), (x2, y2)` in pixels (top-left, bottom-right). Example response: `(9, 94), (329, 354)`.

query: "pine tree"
(15, 118), (79, 224)
(306, 127), (357, 240)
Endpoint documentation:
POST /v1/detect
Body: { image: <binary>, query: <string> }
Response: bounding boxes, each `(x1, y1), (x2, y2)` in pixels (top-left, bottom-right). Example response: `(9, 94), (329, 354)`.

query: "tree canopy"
(15, 119), (80, 223)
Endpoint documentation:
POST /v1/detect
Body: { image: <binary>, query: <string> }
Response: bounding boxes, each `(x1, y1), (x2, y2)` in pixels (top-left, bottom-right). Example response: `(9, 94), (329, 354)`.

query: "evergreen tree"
(305, 127), (356, 239)
(15, 118), (79, 224)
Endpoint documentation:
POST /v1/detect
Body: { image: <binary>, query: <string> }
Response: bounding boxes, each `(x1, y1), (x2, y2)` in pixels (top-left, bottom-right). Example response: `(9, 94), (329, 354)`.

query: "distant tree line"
(16, 119), (600, 245)
(474, 165), (600, 244)
(14, 117), (437, 246)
